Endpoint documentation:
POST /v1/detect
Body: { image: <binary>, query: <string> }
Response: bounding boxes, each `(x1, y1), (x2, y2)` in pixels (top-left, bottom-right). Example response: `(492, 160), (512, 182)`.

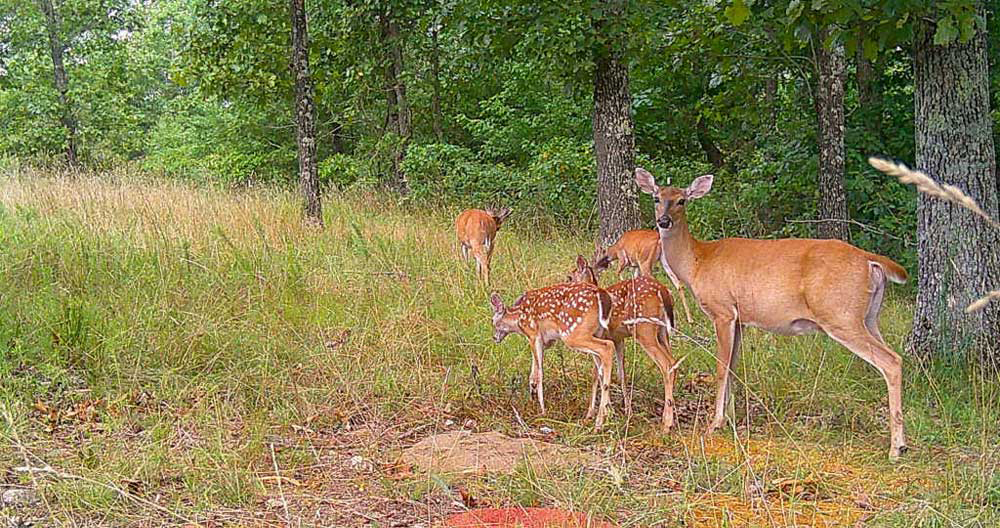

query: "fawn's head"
(489, 292), (519, 343)
(566, 247), (609, 284)
(635, 168), (713, 232)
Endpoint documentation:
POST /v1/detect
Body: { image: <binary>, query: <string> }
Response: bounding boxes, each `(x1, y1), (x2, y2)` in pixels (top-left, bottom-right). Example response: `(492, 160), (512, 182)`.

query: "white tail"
(456, 206), (511, 285)
(635, 166), (909, 459)
(490, 279), (618, 428)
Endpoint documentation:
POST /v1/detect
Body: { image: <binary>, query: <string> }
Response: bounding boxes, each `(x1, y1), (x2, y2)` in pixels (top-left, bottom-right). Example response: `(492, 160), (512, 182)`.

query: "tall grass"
(1, 166), (997, 526)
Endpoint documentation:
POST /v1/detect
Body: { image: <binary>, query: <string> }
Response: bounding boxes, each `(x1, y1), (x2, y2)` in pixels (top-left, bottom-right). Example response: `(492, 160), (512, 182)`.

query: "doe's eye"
(676, 199), (686, 206)
(652, 196), (659, 203)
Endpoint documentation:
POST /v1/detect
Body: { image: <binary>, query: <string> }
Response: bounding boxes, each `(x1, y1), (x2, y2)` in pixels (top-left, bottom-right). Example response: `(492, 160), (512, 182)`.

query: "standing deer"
(489, 281), (619, 428)
(456, 207), (512, 285)
(565, 253), (682, 432)
(635, 167), (910, 459)
(601, 229), (694, 323)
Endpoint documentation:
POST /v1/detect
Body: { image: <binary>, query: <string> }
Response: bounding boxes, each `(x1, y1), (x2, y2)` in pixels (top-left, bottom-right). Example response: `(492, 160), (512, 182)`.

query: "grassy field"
(1, 168), (998, 527)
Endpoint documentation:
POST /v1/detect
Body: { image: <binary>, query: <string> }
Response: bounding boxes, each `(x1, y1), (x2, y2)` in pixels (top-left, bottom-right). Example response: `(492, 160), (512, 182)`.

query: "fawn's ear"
(576, 255), (589, 271)
(685, 174), (714, 200)
(635, 167), (658, 194)
(489, 292), (505, 313)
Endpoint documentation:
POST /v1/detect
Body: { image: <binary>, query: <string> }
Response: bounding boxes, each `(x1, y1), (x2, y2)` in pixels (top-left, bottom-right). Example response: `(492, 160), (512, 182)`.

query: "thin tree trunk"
(764, 75), (777, 131)
(814, 26), (850, 241)
(430, 25), (444, 142)
(380, 11), (410, 191)
(593, 0), (640, 247)
(38, 0), (78, 166)
(290, 0), (322, 226)
(912, 4), (1000, 363)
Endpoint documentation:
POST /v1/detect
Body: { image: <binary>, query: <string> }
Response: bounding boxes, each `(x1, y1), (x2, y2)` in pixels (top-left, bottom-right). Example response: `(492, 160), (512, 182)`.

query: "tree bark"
(696, 115), (724, 169)
(290, 0), (322, 226)
(38, 0), (78, 166)
(912, 5), (1000, 364)
(764, 75), (778, 131)
(593, 0), (640, 247)
(813, 26), (850, 241)
(380, 11), (410, 191)
(856, 40), (883, 139)
(430, 25), (444, 142)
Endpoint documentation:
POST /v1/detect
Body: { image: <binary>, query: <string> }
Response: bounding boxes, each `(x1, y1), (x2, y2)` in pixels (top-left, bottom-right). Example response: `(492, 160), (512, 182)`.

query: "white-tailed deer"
(635, 167), (910, 459)
(490, 281), (619, 428)
(566, 253), (682, 432)
(456, 207), (512, 285)
(601, 230), (694, 323)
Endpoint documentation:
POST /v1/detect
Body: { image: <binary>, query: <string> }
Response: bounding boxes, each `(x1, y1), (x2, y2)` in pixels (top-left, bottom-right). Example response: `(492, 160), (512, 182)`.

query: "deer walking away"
(456, 207), (512, 285)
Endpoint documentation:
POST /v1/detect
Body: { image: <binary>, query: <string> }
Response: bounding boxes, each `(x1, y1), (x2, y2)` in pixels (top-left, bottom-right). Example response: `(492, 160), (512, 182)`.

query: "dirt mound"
(402, 431), (597, 475)
(442, 507), (614, 527)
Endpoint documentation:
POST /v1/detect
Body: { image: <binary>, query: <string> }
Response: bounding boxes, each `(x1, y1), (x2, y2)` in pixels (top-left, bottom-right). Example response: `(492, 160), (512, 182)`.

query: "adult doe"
(635, 167), (909, 459)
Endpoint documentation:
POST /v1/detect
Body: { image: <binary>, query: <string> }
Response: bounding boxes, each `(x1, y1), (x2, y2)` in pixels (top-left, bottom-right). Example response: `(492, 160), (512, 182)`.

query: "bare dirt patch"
(402, 431), (598, 476)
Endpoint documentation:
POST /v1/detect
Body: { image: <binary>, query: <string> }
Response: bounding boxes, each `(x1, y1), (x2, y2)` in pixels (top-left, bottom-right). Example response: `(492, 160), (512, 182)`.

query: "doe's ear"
(685, 174), (714, 200)
(635, 167), (658, 195)
(489, 292), (505, 313)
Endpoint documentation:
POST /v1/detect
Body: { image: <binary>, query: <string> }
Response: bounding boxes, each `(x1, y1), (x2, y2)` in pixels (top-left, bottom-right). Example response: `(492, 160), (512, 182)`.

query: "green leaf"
(785, 0), (803, 21)
(725, 0), (750, 26)
(933, 16), (958, 46)
(862, 38), (878, 61)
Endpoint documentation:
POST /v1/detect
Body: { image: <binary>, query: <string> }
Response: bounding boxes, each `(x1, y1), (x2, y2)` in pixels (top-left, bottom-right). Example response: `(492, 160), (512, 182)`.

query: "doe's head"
(635, 167), (713, 232)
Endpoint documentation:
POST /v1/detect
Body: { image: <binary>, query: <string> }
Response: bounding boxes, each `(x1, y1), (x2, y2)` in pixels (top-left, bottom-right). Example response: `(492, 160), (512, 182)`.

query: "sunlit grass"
(0, 166), (997, 526)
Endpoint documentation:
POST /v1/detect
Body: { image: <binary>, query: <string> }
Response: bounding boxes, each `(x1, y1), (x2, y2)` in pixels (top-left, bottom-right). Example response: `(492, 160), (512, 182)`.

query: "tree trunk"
(912, 5), (1000, 364)
(430, 25), (444, 142)
(813, 26), (850, 241)
(764, 75), (778, 131)
(592, 0), (640, 247)
(38, 0), (78, 166)
(696, 116), (724, 169)
(380, 12), (410, 191)
(856, 41), (883, 139)
(290, 0), (322, 226)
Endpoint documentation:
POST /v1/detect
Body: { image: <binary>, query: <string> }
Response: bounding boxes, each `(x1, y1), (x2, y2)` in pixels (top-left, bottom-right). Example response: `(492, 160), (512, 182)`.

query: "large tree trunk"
(912, 5), (1000, 363)
(430, 25), (444, 142)
(290, 0), (322, 226)
(380, 12), (410, 191)
(38, 0), (78, 166)
(592, 0), (640, 247)
(813, 26), (850, 241)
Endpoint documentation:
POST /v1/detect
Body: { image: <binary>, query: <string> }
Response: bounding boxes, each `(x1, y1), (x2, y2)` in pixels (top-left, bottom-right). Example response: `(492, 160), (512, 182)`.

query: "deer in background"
(489, 282), (619, 428)
(635, 167), (910, 459)
(456, 207), (512, 285)
(601, 229), (694, 323)
(566, 253), (681, 432)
